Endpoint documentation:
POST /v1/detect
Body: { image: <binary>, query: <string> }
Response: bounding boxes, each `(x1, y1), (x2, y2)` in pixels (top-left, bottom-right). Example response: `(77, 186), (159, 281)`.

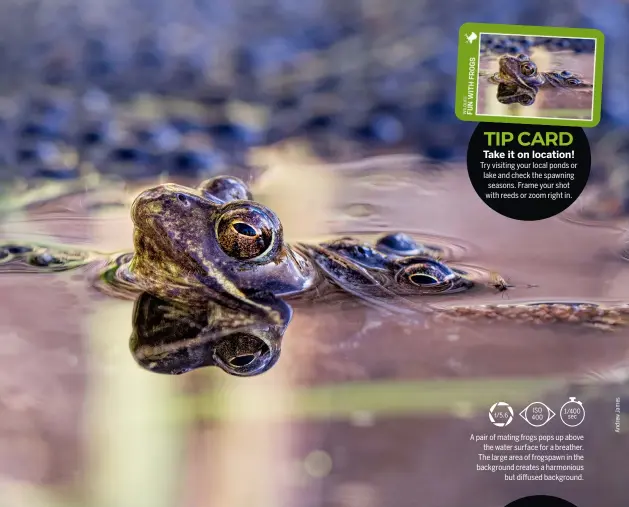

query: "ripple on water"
(557, 194), (629, 265)
(342, 203), (380, 218)
(618, 238), (629, 262)
(334, 154), (449, 194)
(448, 263), (494, 283)
(560, 188), (627, 229)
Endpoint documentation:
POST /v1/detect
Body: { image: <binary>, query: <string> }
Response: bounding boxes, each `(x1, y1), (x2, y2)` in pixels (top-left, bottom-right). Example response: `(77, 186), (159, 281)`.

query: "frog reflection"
(130, 291), (292, 377)
(496, 81), (538, 106)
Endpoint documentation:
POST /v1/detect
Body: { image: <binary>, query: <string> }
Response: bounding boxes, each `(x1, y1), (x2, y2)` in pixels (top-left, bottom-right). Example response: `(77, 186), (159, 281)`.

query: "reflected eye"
(216, 205), (278, 260)
(566, 78), (580, 85)
(520, 63), (536, 76)
(213, 333), (276, 377)
(228, 353), (258, 367)
(518, 94), (536, 106)
(560, 70), (572, 77)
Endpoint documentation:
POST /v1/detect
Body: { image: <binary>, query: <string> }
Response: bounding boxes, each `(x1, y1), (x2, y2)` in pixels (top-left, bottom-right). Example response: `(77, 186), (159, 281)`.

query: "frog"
(540, 70), (593, 90)
(481, 54), (593, 95)
(2, 175), (628, 323)
(0, 175), (477, 319)
(6, 174), (629, 378)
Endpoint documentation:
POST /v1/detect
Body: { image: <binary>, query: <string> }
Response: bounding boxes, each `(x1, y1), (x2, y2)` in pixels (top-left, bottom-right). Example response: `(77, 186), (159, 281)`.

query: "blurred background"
(1, 1), (629, 507)
(0, 0), (626, 178)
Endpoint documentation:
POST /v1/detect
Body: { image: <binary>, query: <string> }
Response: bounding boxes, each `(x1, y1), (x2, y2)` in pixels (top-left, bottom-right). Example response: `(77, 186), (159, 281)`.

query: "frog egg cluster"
(481, 36), (596, 56)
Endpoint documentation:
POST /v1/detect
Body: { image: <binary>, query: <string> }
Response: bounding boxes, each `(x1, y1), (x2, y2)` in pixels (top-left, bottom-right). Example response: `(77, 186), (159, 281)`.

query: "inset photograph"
(476, 34), (597, 120)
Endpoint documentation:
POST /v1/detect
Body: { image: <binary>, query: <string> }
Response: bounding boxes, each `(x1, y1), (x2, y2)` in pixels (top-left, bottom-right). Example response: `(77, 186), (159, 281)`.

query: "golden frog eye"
(520, 62), (536, 76)
(216, 206), (276, 260)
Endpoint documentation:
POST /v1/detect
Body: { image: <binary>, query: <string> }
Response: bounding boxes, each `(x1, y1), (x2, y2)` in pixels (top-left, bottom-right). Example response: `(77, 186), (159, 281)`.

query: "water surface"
(0, 153), (627, 507)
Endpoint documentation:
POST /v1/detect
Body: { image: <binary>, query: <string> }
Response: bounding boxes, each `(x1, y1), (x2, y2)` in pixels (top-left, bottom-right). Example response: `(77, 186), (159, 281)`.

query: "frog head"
(496, 54), (546, 89)
(127, 176), (316, 308)
(542, 70), (593, 89)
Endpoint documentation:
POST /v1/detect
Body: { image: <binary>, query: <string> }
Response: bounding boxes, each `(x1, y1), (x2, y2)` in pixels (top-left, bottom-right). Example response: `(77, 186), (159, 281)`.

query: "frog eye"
(520, 62), (537, 76)
(215, 205), (278, 261)
(394, 259), (453, 290)
(408, 272), (440, 285)
(395, 258), (474, 293)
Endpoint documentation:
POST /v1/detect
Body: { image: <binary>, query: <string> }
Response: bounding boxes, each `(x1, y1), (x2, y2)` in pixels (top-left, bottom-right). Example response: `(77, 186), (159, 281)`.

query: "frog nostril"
(232, 221), (257, 237)
(176, 193), (189, 205)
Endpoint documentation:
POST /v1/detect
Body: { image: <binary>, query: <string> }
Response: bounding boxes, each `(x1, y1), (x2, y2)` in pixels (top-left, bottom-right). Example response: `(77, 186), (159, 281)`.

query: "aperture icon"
(519, 402), (556, 427)
(489, 402), (514, 427)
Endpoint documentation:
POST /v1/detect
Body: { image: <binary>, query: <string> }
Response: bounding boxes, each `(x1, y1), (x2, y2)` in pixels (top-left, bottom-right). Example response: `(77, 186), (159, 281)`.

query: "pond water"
(0, 150), (627, 507)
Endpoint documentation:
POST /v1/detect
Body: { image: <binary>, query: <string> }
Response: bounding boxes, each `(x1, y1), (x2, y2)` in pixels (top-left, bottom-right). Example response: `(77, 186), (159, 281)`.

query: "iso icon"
(519, 402), (556, 427)
(489, 402), (514, 427)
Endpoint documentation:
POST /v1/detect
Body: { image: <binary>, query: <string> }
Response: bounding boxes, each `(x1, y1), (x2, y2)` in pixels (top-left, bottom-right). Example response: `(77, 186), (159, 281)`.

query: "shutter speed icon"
(519, 402), (556, 427)
(489, 402), (514, 427)
(560, 397), (585, 427)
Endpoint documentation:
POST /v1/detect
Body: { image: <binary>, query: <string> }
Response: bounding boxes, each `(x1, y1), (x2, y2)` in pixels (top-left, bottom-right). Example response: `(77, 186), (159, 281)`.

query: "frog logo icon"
(465, 32), (478, 44)
(489, 401), (514, 427)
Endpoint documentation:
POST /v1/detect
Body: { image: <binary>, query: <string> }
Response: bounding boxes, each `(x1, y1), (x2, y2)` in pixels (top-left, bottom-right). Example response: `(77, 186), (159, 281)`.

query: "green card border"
(455, 23), (605, 127)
